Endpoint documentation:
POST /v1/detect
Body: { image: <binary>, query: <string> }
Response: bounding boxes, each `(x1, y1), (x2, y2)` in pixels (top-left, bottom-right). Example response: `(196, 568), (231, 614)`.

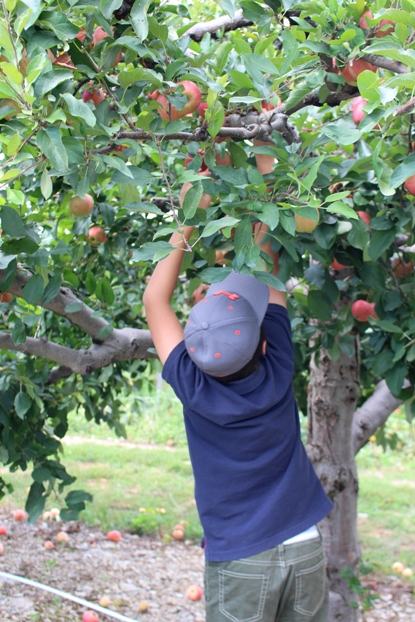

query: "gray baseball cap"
(184, 272), (269, 376)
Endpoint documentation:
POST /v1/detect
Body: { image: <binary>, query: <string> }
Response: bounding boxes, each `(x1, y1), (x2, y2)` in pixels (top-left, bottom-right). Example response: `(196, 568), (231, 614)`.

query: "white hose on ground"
(0, 570), (140, 621)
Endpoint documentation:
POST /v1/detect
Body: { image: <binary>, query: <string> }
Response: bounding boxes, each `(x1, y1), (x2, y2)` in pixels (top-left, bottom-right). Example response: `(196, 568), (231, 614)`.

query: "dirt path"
(0, 511), (413, 622)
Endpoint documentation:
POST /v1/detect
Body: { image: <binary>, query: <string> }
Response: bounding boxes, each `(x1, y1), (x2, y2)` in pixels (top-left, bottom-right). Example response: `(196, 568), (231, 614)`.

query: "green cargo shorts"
(204, 536), (328, 622)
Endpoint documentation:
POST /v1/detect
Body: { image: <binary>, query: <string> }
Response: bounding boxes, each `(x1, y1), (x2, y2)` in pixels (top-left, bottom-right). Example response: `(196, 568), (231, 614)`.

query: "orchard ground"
(0, 386), (413, 620)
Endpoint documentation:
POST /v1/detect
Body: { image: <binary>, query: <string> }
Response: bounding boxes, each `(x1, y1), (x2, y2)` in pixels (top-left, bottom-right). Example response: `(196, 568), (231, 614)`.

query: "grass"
(0, 385), (414, 582)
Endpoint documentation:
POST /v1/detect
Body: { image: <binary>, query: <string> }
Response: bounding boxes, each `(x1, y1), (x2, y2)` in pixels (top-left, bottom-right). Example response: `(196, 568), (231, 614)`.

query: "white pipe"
(0, 571), (139, 621)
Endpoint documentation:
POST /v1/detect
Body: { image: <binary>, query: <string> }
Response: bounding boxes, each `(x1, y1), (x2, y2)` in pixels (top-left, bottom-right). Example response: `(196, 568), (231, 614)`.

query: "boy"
(143, 150), (333, 622)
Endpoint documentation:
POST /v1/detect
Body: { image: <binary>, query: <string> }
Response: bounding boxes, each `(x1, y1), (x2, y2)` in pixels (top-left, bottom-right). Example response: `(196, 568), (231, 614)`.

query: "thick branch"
(362, 54), (409, 74)
(352, 380), (403, 454)
(0, 270), (109, 341)
(0, 327), (155, 376)
(184, 9), (252, 42)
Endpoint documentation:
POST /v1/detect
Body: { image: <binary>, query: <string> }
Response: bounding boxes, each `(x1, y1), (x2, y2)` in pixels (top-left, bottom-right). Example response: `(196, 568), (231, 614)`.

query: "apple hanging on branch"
(149, 81), (202, 121)
(351, 300), (378, 322)
(341, 59), (377, 86)
(69, 193), (94, 216)
(86, 226), (107, 246)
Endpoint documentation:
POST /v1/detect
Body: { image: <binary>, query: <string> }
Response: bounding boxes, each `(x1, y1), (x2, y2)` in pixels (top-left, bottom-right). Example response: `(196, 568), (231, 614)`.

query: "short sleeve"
(263, 304), (294, 374)
(162, 340), (198, 407)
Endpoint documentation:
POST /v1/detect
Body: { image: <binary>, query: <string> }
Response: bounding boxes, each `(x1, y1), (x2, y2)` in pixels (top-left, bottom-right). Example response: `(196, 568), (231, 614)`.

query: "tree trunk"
(306, 342), (361, 622)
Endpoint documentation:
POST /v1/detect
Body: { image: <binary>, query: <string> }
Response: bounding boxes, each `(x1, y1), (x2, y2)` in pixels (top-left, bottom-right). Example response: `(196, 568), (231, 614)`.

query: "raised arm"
(253, 139), (286, 308)
(143, 174), (212, 364)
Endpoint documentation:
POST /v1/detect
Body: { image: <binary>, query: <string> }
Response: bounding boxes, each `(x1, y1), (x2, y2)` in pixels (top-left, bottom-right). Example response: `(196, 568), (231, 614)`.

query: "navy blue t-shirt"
(162, 303), (333, 562)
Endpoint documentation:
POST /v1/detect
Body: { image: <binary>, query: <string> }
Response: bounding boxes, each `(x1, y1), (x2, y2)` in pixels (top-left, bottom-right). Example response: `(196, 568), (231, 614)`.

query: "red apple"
(186, 584), (203, 601)
(357, 211), (371, 226)
(82, 611), (99, 622)
(341, 59), (377, 85)
(351, 96), (368, 124)
(391, 257), (414, 278)
(0, 526), (7, 536)
(139, 601), (149, 612)
(152, 81), (202, 121)
(375, 20), (395, 38)
(261, 97), (282, 110)
(44, 540), (54, 550)
(0, 292), (13, 303)
(215, 149), (233, 167)
(12, 509), (27, 521)
(107, 530), (122, 542)
(86, 226), (107, 246)
(331, 259), (348, 271)
(92, 26), (109, 46)
(404, 174), (415, 195)
(197, 102), (208, 118)
(82, 87), (106, 107)
(215, 250), (228, 265)
(69, 193), (94, 216)
(359, 11), (372, 29)
(351, 300), (378, 322)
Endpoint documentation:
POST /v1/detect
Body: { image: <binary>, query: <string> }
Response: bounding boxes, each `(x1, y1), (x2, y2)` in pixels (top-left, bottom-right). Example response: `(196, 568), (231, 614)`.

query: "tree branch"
(362, 54), (409, 74)
(0, 270), (109, 341)
(393, 97), (415, 118)
(0, 327), (155, 376)
(183, 9), (253, 42)
(352, 380), (404, 454)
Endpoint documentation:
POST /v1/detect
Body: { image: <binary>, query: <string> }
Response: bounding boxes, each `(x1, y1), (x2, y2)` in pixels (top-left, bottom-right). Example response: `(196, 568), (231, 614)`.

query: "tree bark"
(306, 343), (361, 622)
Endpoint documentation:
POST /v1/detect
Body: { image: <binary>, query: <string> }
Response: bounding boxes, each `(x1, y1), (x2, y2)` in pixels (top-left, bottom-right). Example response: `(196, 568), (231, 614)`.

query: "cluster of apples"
(68, 193), (107, 246)
(392, 561), (414, 578)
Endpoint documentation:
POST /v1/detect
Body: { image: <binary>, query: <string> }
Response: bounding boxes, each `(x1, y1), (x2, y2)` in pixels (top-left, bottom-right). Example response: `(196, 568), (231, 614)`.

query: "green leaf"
(215, 166), (247, 186)
(385, 362), (407, 397)
(40, 168), (53, 199)
(258, 203), (279, 230)
(62, 137), (85, 165)
(64, 302), (83, 313)
(0, 206), (26, 237)
(38, 11), (79, 39)
(207, 103), (225, 138)
(85, 271), (97, 295)
(34, 69), (73, 95)
(201, 216), (239, 238)
(326, 202), (359, 219)
(42, 274), (62, 305)
(25, 482), (46, 524)
(390, 152), (415, 188)
(368, 228), (397, 261)
(242, 53), (279, 77)
(131, 0), (150, 40)
(254, 271), (285, 291)
(322, 123), (361, 146)
(61, 93), (96, 127)
(102, 155), (133, 178)
(182, 182), (203, 219)
(1, 238), (39, 255)
(65, 489), (93, 507)
(132, 241), (173, 262)
(96, 278), (115, 305)
(0, 257), (17, 292)
(370, 319), (403, 334)
(307, 290), (333, 321)
(12, 318), (26, 346)
(32, 466), (52, 482)
(22, 274), (44, 305)
(198, 267), (232, 283)
(14, 391), (32, 418)
(37, 127), (69, 173)
(284, 82), (314, 113)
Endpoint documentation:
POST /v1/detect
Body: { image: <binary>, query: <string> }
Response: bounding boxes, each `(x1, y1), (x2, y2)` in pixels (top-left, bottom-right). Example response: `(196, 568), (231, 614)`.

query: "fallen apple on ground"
(0, 526), (7, 535)
(392, 561), (405, 573)
(13, 509), (27, 521)
(82, 611), (99, 622)
(107, 530), (122, 542)
(186, 584), (203, 601)
(44, 540), (54, 550)
(56, 531), (69, 544)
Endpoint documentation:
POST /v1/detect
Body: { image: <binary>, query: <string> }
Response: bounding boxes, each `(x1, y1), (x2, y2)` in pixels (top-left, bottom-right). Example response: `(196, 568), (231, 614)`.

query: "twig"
(155, 140), (192, 252)
(5, 126), (40, 163)
(0, 74), (30, 109)
(0, 158), (45, 190)
(0, 0), (19, 69)
(394, 98), (415, 118)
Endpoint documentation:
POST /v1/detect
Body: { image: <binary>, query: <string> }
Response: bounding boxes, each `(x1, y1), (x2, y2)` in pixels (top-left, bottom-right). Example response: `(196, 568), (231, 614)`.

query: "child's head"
(184, 273), (269, 379)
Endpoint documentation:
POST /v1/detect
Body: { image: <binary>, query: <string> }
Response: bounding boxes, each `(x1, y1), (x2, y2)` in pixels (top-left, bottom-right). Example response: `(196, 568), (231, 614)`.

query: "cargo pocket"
(294, 557), (326, 617)
(219, 569), (269, 622)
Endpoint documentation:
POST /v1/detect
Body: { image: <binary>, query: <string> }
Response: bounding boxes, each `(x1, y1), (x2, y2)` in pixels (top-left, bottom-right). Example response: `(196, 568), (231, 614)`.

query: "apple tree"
(1, 0), (415, 619)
